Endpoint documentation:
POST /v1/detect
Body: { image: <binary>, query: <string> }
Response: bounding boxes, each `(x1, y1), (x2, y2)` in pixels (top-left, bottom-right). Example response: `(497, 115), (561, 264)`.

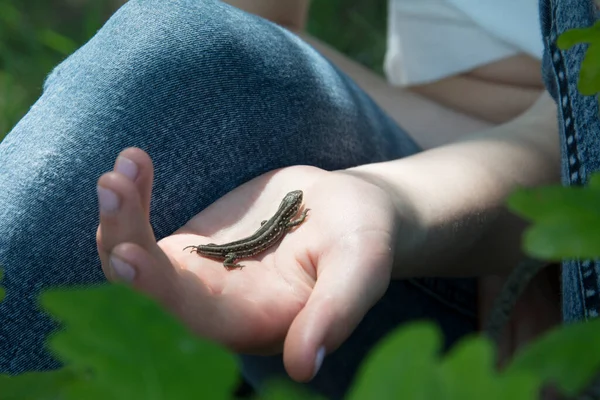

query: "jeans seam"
(550, 0), (600, 319)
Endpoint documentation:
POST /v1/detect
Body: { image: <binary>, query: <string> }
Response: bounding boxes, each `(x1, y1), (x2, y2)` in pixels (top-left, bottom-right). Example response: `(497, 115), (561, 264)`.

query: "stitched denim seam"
(550, 0), (600, 318)
(582, 260), (600, 318)
(549, 18), (582, 185)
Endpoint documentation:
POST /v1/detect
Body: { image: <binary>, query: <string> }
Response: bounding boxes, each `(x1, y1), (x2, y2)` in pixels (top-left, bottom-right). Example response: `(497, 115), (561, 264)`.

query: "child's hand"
(96, 147), (399, 382)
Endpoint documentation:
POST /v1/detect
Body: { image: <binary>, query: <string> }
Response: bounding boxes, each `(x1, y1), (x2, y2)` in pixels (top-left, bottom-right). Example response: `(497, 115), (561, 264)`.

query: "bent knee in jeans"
(1, 1), (461, 391)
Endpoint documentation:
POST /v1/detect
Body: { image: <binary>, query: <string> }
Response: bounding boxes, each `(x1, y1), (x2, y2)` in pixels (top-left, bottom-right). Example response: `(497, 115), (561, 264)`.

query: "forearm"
(347, 92), (560, 279)
(220, 0), (310, 31)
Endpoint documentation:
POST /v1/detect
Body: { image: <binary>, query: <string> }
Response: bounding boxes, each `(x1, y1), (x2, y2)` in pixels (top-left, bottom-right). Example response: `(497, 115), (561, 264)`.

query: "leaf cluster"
(2, 279), (600, 399)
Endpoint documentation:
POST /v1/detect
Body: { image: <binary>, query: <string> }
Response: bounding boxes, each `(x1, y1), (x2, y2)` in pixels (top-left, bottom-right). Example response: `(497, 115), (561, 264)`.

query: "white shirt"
(384, 0), (543, 86)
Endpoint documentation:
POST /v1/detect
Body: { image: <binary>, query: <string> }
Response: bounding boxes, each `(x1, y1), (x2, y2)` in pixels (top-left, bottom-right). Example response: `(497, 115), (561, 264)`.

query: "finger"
(96, 169), (157, 280)
(282, 232), (393, 382)
(96, 148), (154, 278)
(114, 147), (154, 217)
(95, 169), (210, 319)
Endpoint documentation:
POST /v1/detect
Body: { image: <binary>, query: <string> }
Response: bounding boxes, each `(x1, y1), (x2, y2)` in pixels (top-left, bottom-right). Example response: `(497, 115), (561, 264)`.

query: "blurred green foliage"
(0, 0), (387, 142)
(307, 0), (387, 74)
(0, 0), (119, 140)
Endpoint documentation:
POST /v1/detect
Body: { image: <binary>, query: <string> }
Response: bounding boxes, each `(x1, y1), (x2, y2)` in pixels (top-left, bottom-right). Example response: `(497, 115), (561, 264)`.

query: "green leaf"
(557, 22), (600, 96)
(508, 184), (600, 221)
(347, 322), (443, 400)
(557, 22), (600, 49)
(40, 284), (239, 400)
(438, 337), (496, 396)
(347, 322), (539, 400)
(507, 177), (600, 259)
(589, 173), (600, 189)
(0, 368), (79, 400)
(439, 336), (537, 400)
(578, 42), (600, 95)
(439, 337), (535, 400)
(522, 219), (600, 259)
(259, 379), (324, 400)
(506, 318), (600, 396)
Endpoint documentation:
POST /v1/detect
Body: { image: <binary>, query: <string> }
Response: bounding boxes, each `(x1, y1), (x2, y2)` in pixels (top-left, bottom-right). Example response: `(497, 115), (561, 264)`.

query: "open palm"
(96, 147), (397, 381)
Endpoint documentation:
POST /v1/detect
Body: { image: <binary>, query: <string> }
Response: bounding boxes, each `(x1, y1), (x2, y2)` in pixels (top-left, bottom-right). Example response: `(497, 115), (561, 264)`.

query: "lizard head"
(279, 190), (304, 217)
(283, 190), (303, 204)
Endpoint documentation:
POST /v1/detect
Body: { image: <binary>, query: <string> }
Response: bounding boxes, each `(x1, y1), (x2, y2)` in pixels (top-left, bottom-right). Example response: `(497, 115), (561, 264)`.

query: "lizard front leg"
(286, 209), (310, 228)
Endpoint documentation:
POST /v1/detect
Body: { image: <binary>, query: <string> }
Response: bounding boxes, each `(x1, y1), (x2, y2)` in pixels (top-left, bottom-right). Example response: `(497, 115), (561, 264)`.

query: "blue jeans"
(0, 0), (476, 398)
(539, 0), (600, 322)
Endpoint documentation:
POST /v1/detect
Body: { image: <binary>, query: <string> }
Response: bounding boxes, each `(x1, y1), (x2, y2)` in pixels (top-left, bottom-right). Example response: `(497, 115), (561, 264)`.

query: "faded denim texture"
(539, 0), (600, 323)
(0, 1), (476, 399)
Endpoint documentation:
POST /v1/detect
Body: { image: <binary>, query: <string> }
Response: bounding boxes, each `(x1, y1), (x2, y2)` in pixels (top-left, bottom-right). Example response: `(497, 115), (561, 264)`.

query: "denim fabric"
(0, 0), (477, 398)
(539, 0), (600, 322)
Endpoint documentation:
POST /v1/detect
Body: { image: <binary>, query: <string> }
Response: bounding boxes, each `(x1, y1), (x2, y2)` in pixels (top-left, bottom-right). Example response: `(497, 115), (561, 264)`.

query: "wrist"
(341, 93), (559, 278)
(340, 166), (429, 279)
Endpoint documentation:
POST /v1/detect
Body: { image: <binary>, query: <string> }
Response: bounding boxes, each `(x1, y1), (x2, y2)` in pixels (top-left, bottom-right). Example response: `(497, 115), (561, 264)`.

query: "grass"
(0, 0), (387, 142)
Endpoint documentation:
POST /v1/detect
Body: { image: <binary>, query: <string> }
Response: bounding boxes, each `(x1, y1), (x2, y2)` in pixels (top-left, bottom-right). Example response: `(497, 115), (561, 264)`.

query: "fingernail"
(97, 186), (119, 213)
(115, 156), (138, 181)
(312, 346), (326, 379)
(110, 256), (136, 283)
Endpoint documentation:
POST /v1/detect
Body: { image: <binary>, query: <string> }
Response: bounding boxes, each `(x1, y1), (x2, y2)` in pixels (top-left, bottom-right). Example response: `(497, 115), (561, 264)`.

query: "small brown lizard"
(183, 190), (309, 269)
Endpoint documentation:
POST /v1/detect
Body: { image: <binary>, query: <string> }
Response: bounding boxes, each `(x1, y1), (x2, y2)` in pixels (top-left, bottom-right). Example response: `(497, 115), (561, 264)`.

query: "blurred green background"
(0, 0), (387, 142)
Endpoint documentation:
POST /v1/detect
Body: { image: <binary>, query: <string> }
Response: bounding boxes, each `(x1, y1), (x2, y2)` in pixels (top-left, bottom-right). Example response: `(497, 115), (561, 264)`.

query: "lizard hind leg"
(183, 245), (200, 253)
(223, 253), (245, 270)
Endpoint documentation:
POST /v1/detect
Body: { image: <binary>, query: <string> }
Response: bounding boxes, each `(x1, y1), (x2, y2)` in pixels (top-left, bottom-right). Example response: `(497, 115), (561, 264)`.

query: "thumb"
(282, 233), (393, 382)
